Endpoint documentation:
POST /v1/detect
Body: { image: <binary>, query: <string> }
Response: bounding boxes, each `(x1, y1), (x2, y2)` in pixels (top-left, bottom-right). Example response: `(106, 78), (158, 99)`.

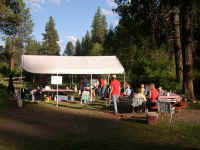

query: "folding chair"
(81, 91), (90, 104)
(158, 101), (176, 123)
(131, 98), (146, 112)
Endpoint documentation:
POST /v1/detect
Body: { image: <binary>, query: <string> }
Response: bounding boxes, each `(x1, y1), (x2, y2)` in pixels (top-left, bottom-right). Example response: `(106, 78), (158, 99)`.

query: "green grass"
(0, 92), (200, 150)
(187, 103), (200, 110)
(0, 84), (16, 109)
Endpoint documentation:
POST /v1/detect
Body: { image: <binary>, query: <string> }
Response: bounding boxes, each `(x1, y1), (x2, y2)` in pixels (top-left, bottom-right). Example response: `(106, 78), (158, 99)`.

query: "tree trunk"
(8, 36), (16, 93)
(181, 8), (195, 98)
(10, 57), (14, 71)
(173, 7), (183, 85)
(10, 36), (16, 71)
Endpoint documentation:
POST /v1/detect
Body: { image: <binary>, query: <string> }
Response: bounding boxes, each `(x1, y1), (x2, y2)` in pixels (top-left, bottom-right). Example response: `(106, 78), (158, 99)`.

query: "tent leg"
(124, 72), (126, 94)
(56, 73), (59, 107)
(90, 74), (92, 103)
(108, 74), (110, 85)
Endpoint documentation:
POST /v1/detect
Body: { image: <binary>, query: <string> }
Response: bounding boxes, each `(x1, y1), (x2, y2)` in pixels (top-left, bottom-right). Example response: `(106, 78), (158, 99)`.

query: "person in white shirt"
(134, 88), (147, 101)
(132, 88), (147, 112)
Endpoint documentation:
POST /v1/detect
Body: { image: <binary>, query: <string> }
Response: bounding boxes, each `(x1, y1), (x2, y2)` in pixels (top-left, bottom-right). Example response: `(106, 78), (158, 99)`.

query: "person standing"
(109, 75), (121, 115)
(141, 84), (145, 95)
(101, 79), (108, 98)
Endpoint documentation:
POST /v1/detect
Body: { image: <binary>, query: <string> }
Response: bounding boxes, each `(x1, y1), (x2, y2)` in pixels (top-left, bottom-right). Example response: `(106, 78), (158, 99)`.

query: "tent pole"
(90, 74), (92, 102)
(124, 72), (125, 93)
(71, 74), (74, 88)
(56, 73), (58, 107)
(108, 74), (110, 85)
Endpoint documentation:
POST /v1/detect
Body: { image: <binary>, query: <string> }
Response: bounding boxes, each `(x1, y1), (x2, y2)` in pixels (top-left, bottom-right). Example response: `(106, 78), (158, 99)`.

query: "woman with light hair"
(149, 83), (158, 101)
(148, 83), (158, 110)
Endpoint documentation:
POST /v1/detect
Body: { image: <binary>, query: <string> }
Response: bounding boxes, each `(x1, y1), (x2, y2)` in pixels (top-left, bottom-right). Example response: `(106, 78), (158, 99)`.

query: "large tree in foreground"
(0, 0), (22, 36)
(42, 16), (60, 55)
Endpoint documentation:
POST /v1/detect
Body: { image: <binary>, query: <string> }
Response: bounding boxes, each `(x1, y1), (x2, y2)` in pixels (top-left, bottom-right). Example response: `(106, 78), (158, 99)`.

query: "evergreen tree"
(89, 42), (104, 56)
(64, 41), (74, 56)
(15, 6), (33, 66)
(81, 31), (92, 55)
(101, 15), (107, 37)
(0, 0), (22, 36)
(81, 37), (86, 55)
(75, 39), (81, 56)
(1, 0), (33, 70)
(91, 7), (107, 44)
(42, 16), (60, 55)
(26, 40), (42, 55)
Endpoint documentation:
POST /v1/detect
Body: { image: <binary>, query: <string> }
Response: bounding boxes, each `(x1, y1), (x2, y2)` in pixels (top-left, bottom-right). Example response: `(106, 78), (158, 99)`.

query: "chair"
(158, 101), (176, 123)
(131, 98), (146, 112)
(81, 91), (90, 104)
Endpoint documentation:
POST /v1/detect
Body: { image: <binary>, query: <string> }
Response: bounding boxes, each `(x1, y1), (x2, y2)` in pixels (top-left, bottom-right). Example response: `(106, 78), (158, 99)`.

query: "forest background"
(1, 0), (200, 100)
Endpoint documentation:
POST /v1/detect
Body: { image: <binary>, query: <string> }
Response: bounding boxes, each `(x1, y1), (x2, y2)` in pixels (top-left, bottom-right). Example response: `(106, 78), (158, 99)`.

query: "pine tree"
(26, 40), (42, 55)
(81, 37), (86, 55)
(75, 39), (81, 56)
(91, 7), (107, 44)
(101, 15), (107, 37)
(64, 41), (74, 56)
(42, 16), (60, 55)
(81, 31), (92, 55)
(1, 0), (33, 71)
(89, 42), (104, 56)
(0, 0), (22, 36)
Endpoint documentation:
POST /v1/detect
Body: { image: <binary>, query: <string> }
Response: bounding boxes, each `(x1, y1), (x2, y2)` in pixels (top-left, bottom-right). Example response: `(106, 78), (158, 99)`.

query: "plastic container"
(147, 112), (158, 125)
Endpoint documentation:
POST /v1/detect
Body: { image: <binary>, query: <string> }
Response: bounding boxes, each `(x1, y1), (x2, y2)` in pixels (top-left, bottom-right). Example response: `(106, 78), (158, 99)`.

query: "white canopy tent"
(21, 55), (124, 74)
(21, 55), (125, 106)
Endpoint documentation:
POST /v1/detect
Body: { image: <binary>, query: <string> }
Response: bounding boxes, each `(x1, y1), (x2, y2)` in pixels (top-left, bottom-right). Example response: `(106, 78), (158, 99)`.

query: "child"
(141, 84), (145, 95)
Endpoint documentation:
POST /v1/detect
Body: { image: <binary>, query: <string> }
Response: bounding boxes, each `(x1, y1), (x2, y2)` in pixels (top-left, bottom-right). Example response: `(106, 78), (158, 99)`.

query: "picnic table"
(40, 89), (75, 93)
(158, 95), (181, 102)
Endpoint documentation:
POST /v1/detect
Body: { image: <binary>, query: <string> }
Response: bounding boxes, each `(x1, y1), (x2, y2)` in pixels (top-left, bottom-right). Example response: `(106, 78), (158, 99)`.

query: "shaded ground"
(0, 100), (200, 150)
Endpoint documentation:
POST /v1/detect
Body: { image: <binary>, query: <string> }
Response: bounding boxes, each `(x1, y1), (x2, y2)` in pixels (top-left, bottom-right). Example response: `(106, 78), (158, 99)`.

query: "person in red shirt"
(148, 83), (158, 110)
(100, 78), (104, 88)
(109, 75), (121, 115)
(149, 83), (158, 102)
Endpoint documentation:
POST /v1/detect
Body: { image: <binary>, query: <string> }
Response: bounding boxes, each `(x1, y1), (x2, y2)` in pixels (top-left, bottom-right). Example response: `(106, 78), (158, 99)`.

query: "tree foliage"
(91, 7), (107, 44)
(0, 0), (22, 36)
(64, 41), (74, 56)
(89, 42), (104, 56)
(75, 39), (81, 56)
(42, 16), (60, 55)
(26, 40), (42, 55)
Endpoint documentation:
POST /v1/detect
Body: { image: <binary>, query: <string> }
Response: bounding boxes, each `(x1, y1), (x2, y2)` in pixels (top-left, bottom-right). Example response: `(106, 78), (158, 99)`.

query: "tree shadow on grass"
(0, 103), (200, 150)
(120, 115), (147, 124)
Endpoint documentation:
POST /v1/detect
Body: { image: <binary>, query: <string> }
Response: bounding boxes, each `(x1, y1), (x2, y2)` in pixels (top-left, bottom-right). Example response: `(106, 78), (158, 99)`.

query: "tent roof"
(21, 55), (125, 74)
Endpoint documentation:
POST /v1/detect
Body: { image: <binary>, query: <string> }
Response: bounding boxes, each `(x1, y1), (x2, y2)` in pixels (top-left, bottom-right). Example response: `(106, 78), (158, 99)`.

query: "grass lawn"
(0, 88), (200, 150)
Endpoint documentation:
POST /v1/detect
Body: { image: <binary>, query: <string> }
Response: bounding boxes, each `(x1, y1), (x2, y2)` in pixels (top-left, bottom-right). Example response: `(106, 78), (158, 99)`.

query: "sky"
(22, 0), (120, 53)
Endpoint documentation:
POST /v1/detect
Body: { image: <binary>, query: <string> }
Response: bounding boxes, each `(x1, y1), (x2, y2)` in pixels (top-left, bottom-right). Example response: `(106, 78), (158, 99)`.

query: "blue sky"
(23, 0), (119, 53)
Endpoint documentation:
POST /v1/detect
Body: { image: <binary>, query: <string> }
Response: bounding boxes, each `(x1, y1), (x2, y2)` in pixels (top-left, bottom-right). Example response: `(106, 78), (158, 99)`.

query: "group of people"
(132, 83), (159, 112)
(81, 75), (160, 115)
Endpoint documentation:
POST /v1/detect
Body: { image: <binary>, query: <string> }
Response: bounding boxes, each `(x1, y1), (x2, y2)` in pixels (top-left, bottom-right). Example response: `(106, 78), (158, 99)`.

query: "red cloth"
(100, 78), (104, 87)
(110, 79), (121, 96)
(150, 89), (158, 102)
